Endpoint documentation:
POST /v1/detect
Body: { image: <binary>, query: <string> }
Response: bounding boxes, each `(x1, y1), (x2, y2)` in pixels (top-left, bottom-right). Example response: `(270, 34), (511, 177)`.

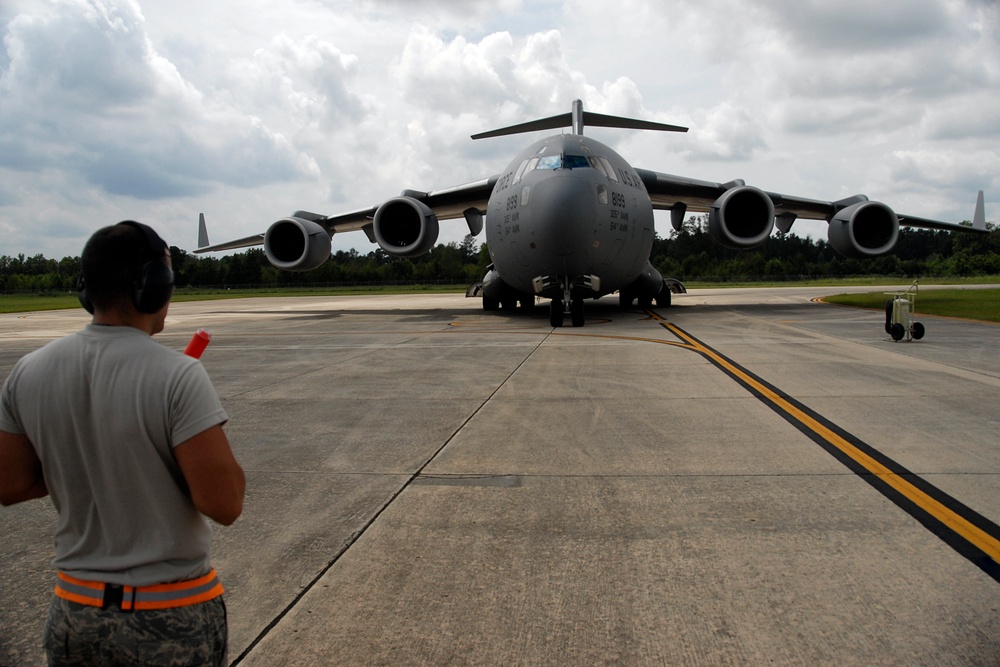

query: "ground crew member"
(0, 221), (245, 666)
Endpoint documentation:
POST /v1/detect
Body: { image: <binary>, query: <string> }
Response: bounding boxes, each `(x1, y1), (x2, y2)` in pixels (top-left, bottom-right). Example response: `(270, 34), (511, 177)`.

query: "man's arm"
(0, 430), (48, 506)
(173, 425), (245, 525)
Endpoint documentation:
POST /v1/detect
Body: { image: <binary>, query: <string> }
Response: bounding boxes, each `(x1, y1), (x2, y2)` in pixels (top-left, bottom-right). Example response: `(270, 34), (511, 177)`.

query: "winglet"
(198, 213), (210, 248)
(972, 190), (986, 231)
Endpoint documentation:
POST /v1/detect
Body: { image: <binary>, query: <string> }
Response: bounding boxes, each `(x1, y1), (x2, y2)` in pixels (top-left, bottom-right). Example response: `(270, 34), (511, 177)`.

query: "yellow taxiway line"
(642, 309), (1000, 577)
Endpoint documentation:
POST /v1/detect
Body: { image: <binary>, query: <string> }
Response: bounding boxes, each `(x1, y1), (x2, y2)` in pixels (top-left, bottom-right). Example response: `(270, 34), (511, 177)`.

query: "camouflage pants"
(44, 594), (228, 667)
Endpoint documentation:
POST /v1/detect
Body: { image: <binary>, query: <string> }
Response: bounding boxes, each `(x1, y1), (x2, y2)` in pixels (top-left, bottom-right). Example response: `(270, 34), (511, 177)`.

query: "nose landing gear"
(541, 275), (600, 328)
(548, 298), (586, 328)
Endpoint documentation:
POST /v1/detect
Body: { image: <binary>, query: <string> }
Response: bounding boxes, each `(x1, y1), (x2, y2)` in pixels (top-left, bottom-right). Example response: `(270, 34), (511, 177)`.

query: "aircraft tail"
(471, 99), (688, 140)
(973, 190), (987, 231)
(198, 213), (210, 248)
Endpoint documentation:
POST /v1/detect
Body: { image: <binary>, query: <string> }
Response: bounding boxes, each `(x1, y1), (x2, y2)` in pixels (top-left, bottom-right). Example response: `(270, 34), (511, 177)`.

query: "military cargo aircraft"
(195, 100), (988, 327)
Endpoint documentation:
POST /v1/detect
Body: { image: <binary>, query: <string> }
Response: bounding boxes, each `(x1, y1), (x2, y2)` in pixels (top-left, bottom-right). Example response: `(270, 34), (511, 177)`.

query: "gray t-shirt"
(0, 324), (229, 586)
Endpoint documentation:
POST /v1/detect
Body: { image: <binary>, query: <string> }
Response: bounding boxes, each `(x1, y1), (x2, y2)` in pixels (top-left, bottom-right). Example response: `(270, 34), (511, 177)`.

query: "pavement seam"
(229, 329), (551, 664)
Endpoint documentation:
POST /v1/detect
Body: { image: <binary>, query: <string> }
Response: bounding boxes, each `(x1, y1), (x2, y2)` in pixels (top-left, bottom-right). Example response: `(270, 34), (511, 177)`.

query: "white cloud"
(0, 0), (317, 210)
(0, 0), (996, 260)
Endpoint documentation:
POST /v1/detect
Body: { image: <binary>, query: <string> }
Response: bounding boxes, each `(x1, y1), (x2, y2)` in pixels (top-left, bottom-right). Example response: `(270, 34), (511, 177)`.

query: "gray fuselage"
(485, 134), (655, 300)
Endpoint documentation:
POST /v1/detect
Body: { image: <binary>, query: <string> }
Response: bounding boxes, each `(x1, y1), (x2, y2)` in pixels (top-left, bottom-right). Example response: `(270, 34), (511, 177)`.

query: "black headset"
(77, 221), (175, 315)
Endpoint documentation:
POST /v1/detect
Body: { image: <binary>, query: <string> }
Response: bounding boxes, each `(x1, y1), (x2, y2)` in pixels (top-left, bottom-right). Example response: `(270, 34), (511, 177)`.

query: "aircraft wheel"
(911, 322), (925, 340)
(890, 323), (905, 341)
(655, 290), (672, 307)
(549, 299), (564, 328)
(638, 296), (653, 309)
(570, 299), (585, 327)
(483, 295), (499, 311)
(519, 297), (536, 312)
(501, 298), (518, 311)
(619, 291), (633, 309)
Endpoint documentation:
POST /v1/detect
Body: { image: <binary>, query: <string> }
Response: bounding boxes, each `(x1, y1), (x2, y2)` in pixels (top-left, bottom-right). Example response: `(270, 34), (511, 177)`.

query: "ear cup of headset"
(134, 259), (174, 314)
(118, 220), (174, 314)
(77, 276), (94, 314)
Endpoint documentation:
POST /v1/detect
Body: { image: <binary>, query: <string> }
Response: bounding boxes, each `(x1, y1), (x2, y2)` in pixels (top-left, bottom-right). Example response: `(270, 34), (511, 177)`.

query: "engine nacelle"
(708, 185), (775, 249)
(828, 201), (899, 258)
(373, 196), (440, 257)
(264, 217), (332, 271)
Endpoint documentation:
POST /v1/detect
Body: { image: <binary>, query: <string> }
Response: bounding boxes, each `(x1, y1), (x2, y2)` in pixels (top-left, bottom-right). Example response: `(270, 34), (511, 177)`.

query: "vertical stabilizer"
(198, 213), (210, 248)
(571, 99), (584, 135)
(973, 190), (987, 231)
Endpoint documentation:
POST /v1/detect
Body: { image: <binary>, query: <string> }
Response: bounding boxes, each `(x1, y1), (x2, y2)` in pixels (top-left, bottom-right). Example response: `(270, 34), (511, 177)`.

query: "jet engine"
(708, 185), (775, 249)
(828, 200), (899, 258)
(373, 196), (440, 257)
(264, 217), (332, 271)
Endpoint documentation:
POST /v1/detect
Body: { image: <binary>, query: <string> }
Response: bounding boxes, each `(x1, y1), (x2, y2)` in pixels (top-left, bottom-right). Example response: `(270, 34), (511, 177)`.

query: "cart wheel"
(890, 323), (905, 341)
(884, 300), (894, 334)
(911, 322), (925, 340)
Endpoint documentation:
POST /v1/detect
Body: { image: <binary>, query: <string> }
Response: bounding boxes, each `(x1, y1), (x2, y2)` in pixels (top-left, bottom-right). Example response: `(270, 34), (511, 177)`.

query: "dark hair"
(80, 223), (166, 312)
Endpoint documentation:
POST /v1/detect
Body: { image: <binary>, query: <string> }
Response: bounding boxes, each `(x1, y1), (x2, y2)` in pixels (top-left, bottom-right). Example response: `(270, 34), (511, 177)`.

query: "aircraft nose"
(526, 172), (598, 263)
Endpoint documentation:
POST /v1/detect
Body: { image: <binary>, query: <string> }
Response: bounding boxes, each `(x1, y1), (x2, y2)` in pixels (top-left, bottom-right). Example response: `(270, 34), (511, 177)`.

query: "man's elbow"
(0, 477), (48, 506)
(0, 485), (48, 506)
(193, 471), (245, 525)
(0, 432), (47, 505)
(204, 496), (243, 526)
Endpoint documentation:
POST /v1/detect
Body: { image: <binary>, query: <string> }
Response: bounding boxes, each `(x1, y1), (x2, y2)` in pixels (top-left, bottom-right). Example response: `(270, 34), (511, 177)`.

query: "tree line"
(2, 217), (997, 293)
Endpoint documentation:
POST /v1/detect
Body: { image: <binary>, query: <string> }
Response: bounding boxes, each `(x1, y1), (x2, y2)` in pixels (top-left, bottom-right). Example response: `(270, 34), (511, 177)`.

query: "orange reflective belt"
(55, 569), (223, 610)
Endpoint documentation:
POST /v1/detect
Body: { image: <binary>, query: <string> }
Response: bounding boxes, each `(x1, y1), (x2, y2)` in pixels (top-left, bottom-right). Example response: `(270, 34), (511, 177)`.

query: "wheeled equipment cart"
(884, 281), (925, 342)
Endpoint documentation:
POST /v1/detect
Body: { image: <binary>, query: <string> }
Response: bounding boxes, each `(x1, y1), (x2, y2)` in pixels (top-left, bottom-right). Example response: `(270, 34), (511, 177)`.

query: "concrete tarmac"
(1, 287), (999, 666)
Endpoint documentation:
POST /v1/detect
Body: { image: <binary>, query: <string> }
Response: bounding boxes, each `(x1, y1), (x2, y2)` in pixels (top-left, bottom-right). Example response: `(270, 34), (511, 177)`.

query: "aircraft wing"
(636, 169), (989, 234)
(195, 176), (499, 254)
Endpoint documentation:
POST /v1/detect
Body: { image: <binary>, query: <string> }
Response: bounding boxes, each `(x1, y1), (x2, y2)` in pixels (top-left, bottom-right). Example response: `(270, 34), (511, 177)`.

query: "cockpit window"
(586, 156), (620, 182)
(534, 154), (592, 171)
(600, 157), (619, 182)
(536, 155), (562, 170)
(513, 159), (531, 184)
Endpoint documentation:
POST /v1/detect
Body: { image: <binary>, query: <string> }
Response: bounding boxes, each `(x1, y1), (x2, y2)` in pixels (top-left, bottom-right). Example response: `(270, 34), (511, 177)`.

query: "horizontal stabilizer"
(472, 99), (687, 140)
(471, 112), (576, 140)
(582, 110), (688, 134)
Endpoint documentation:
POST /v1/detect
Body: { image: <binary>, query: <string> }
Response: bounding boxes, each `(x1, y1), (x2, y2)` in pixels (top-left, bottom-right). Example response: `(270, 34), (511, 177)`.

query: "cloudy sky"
(1, 0), (998, 261)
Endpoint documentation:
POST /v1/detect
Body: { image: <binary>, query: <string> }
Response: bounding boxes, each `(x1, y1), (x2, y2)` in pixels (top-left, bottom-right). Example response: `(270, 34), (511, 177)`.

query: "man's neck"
(91, 311), (156, 335)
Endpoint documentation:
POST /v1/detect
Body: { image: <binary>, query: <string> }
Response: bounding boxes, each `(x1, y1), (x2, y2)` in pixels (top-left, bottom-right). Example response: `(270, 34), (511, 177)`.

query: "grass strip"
(3, 281), (999, 321)
(824, 288), (1000, 323)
